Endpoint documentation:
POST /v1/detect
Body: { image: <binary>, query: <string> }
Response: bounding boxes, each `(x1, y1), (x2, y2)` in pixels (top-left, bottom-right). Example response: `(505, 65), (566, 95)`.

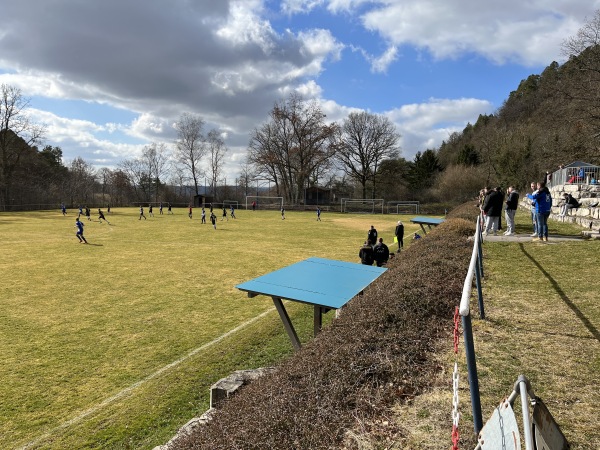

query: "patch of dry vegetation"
(173, 218), (475, 449)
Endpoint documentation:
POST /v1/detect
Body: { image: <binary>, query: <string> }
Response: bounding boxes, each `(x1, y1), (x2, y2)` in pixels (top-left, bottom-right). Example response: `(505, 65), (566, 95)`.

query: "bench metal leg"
(272, 297), (301, 351)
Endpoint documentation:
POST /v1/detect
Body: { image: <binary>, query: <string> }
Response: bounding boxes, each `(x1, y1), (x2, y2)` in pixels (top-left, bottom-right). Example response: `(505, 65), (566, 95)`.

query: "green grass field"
(0, 207), (419, 449)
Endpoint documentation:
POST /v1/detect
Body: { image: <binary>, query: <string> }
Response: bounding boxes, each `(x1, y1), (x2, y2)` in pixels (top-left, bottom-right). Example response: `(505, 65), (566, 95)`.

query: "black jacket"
(359, 244), (374, 265)
(483, 190), (503, 217)
(506, 191), (519, 210)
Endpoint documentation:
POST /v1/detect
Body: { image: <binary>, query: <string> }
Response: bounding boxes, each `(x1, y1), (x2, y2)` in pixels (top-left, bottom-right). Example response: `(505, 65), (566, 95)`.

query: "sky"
(1, 0), (599, 183)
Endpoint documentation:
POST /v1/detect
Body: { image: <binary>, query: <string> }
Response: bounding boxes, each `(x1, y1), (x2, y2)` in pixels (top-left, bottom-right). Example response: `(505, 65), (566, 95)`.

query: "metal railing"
(548, 165), (600, 188)
(458, 216), (485, 434)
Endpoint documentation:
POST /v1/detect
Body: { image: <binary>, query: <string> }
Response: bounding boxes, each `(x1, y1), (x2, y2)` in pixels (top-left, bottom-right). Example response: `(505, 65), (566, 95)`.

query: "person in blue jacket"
(527, 181), (552, 241)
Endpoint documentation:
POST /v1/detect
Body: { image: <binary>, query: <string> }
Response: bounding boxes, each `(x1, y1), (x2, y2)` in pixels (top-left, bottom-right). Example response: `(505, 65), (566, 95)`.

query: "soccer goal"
(340, 198), (384, 214)
(387, 201), (420, 214)
(245, 196), (284, 210)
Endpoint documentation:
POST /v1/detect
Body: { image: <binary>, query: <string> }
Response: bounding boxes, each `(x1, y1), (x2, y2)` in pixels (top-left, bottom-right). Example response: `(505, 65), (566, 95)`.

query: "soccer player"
(188, 204), (193, 219)
(75, 218), (88, 244)
(281, 207), (285, 220)
(61, 203), (67, 216)
(210, 212), (217, 229)
(222, 206), (228, 221)
(84, 206), (91, 221)
(159, 202), (163, 215)
(149, 204), (154, 217)
(201, 208), (206, 224)
(139, 205), (147, 220)
(316, 207), (321, 221)
(230, 205), (236, 219)
(98, 208), (110, 224)
(167, 203), (173, 214)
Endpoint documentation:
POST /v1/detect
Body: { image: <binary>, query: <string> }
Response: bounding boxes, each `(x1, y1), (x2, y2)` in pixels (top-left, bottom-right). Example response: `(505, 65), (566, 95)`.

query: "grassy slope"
(0, 208), (415, 449)
(390, 210), (600, 450)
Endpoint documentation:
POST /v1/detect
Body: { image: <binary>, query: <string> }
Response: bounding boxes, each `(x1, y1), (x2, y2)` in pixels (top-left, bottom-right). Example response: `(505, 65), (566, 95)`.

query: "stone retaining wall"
(153, 367), (275, 450)
(520, 183), (600, 232)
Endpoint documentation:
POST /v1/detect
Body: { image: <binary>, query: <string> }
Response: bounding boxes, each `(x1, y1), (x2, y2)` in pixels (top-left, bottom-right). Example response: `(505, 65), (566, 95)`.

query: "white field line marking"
(20, 308), (274, 450)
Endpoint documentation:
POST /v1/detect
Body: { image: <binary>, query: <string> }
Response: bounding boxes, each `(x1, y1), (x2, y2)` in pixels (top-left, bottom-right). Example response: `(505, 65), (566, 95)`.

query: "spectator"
(373, 238), (390, 267)
(526, 182), (537, 237)
(394, 220), (404, 251)
(529, 181), (552, 241)
(559, 193), (581, 217)
(504, 186), (519, 236)
(359, 241), (374, 266)
(367, 225), (378, 246)
(482, 186), (503, 236)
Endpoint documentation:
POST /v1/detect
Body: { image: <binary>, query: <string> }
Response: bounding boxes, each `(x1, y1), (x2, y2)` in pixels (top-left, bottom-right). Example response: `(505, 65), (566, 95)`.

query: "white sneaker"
(530, 233), (537, 237)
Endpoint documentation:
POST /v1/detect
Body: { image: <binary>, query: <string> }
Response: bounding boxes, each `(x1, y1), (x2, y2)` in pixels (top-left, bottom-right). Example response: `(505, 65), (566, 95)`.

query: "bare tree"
(174, 113), (206, 195)
(69, 157), (96, 206)
(0, 84), (46, 208)
(206, 129), (227, 198)
(238, 160), (257, 198)
(119, 157), (150, 202)
(335, 111), (400, 199)
(248, 93), (337, 204)
(142, 142), (171, 202)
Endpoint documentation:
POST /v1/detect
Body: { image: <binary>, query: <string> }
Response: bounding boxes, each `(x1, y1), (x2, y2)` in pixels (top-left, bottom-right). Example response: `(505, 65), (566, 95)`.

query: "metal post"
(518, 376), (535, 450)
(462, 313), (483, 434)
(474, 255), (485, 320)
(477, 235), (484, 278)
(313, 305), (322, 337)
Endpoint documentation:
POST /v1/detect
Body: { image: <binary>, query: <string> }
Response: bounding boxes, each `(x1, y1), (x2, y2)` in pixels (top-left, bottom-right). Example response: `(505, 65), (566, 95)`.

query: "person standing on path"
(527, 182), (537, 236)
(528, 181), (552, 241)
(504, 186), (519, 236)
(482, 187), (503, 235)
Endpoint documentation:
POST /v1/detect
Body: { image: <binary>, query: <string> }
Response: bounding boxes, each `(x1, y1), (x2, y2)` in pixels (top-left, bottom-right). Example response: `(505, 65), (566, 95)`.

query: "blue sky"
(1, 0), (599, 181)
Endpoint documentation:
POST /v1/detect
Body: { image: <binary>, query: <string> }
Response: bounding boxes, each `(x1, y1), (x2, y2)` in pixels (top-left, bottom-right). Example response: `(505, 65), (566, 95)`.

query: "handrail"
(459, 218), (481, 316)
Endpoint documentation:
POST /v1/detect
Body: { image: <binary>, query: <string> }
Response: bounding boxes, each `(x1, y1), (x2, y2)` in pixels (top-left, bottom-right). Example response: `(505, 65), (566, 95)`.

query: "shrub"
(174, 215), (475, 450)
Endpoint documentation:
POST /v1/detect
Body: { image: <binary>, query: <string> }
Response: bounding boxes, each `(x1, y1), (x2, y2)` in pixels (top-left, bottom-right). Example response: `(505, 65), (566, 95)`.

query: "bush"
(174, 214), (475, 450)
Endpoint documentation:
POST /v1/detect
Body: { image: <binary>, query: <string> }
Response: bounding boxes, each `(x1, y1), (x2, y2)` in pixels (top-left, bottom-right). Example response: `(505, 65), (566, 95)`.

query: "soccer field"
(0, 208), (418, 449)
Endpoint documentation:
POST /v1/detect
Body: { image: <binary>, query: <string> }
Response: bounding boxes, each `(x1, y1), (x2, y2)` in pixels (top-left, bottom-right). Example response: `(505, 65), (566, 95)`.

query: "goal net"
(341, 198), (384, 214)
(387, 201), (420, 214)
(245, 196), (284, 210)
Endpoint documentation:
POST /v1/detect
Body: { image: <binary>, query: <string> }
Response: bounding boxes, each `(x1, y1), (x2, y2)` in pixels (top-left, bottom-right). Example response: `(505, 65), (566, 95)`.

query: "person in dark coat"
(373, 238), (390, 267)
(367, 225), (378, 246)
(359, 241), (374, 266)
(394, 220), (404, 251)
(482, 187), (503, 235)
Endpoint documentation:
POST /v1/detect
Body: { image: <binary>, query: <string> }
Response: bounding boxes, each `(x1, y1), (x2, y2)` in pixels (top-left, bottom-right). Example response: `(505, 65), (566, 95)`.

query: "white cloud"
(386, 98), (494, 156)
(357, 0), (599, 66)
(281, 0), (325, 15)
